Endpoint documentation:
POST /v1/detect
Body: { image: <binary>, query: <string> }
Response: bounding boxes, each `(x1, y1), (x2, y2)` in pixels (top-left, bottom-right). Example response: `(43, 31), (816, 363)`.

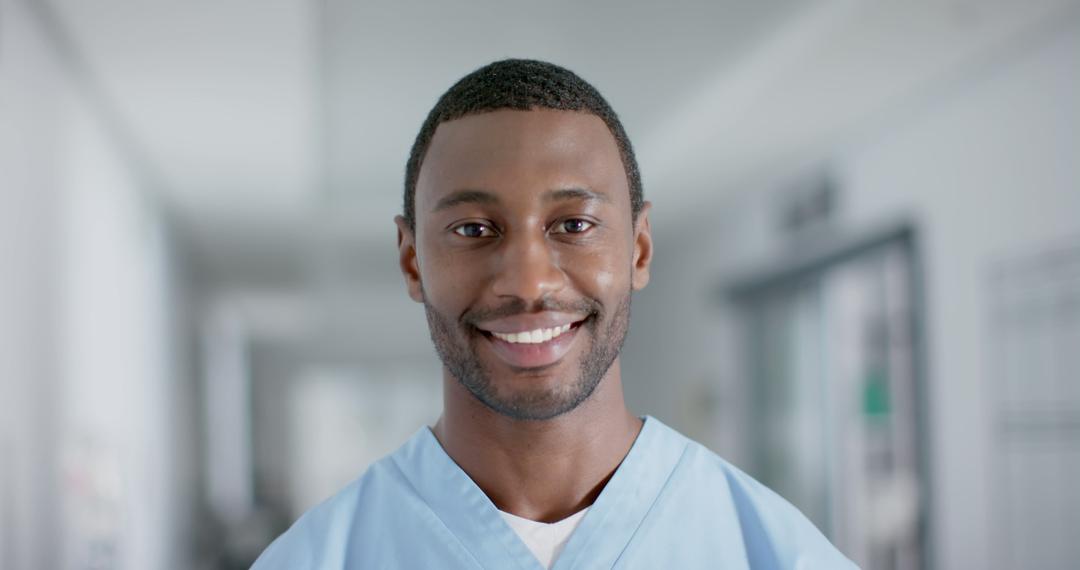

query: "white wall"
(622, 14), (1080, 570)
(55, 101), (178, 570)
(0, 1), (199, 568)
(0, 2), (65, 566)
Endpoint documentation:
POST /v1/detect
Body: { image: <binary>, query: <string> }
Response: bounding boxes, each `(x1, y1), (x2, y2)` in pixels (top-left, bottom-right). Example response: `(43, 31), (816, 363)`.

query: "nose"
(490, 231), (567, 302)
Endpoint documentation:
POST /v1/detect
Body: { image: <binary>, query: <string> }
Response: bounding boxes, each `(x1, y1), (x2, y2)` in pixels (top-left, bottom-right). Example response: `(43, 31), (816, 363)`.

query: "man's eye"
(552, 219), (593, 234)
(453, 223), (496, 238)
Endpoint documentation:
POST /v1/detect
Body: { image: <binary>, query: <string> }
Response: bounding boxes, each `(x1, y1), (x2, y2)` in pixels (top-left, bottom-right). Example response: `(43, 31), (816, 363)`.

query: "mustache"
(462, 297), (602, 326)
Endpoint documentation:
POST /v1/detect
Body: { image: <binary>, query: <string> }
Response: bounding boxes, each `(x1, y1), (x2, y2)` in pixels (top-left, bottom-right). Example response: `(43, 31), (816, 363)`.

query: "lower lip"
(482, 324), (582, 369)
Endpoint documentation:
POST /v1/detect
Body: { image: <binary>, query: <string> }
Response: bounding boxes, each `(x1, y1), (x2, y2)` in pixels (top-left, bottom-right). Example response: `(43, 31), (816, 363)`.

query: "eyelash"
(452, 222), (498, 238)
(551, 218), (594, 234)
(450, 218), (595, 238)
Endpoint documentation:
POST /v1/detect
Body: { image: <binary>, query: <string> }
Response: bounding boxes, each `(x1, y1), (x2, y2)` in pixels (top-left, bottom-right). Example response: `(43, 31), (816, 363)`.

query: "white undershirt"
(498, 507), (590, 569)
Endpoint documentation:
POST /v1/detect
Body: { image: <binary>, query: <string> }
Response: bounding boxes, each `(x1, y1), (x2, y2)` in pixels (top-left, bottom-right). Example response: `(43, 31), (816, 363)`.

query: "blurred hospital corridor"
(2, 0), (1079, 568)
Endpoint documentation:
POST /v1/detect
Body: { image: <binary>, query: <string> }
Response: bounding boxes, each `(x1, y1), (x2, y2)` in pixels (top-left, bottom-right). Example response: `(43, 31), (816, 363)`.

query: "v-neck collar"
(391, 416), (688, 570)
(552, 416), (687, 569)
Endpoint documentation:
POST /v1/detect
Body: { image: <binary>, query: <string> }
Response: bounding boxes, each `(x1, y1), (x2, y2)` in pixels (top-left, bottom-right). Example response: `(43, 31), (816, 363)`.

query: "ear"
(394, 215), (425, 303)
(631, 201), (653, 291)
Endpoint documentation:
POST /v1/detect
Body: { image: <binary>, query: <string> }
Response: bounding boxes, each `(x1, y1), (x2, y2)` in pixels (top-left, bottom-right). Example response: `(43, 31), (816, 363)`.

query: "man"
(253, 59), (855, 569)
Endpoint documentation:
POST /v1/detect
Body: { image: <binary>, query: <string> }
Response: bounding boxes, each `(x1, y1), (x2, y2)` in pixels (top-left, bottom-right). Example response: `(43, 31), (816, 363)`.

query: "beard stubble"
(423, 290), (632, 421)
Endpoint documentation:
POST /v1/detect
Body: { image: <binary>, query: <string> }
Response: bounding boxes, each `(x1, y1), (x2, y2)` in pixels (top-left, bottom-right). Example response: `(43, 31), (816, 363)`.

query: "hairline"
(415, 108), (633, 224)
(402, 60), (644, 233)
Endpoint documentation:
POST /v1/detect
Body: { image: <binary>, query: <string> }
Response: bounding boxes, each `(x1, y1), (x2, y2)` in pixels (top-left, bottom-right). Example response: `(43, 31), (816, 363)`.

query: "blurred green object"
(862, 369), (890, 419)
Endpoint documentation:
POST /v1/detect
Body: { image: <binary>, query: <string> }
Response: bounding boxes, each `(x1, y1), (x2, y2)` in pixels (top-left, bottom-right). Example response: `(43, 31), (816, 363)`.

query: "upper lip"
(474, 312), (587, 334)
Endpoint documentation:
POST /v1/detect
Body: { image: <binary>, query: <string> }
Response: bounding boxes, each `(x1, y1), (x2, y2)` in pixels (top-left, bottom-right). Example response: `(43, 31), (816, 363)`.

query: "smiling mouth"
(476, 318), (586, 341)
(475, 318), (588, 370)
(489, 322), (573, 344)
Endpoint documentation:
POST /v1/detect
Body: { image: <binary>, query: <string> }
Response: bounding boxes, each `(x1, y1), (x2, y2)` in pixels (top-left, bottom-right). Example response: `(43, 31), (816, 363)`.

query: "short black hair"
(403, 59), (643, 231)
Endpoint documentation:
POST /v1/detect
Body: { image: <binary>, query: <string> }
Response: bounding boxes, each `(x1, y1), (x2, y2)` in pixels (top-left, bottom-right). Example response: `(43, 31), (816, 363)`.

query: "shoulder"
(648, 418), (859, 569)
(250, 457), (401, 570)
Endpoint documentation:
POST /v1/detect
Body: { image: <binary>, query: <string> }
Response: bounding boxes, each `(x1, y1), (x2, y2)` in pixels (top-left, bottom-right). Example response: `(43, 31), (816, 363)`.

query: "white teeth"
(492, 323), (575, 344)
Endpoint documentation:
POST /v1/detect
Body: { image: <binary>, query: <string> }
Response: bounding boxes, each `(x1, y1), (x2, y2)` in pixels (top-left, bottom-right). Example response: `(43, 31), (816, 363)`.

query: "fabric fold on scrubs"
(252, 416), (859, 569)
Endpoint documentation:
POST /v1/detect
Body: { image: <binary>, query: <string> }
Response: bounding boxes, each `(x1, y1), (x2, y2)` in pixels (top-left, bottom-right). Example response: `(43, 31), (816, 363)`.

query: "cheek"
(418, 247), (484, 307)
(565, 245), (631, 294)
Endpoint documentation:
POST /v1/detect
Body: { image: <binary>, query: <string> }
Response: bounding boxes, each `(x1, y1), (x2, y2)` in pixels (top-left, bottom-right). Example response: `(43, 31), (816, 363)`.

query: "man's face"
(396, 109), (652, 420)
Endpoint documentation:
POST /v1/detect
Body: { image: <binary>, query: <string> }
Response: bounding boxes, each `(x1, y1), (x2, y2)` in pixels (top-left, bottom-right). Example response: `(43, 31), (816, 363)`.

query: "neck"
(432, 359), (642, 523)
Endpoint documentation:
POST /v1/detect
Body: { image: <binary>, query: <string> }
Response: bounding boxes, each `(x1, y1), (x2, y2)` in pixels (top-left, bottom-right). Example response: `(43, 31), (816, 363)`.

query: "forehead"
(415, 109), (628, 214)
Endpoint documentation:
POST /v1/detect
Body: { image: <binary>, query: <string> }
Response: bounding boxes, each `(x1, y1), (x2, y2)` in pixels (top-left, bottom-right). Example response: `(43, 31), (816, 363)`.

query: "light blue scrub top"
(252, 416), (857, 569)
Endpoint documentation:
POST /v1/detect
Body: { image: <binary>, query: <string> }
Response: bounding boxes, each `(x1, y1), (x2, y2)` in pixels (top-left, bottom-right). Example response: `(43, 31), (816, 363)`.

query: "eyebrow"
(431, 186), (610, 213)
(432, 190), (499, 212)
(543, 187), (611, 204)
